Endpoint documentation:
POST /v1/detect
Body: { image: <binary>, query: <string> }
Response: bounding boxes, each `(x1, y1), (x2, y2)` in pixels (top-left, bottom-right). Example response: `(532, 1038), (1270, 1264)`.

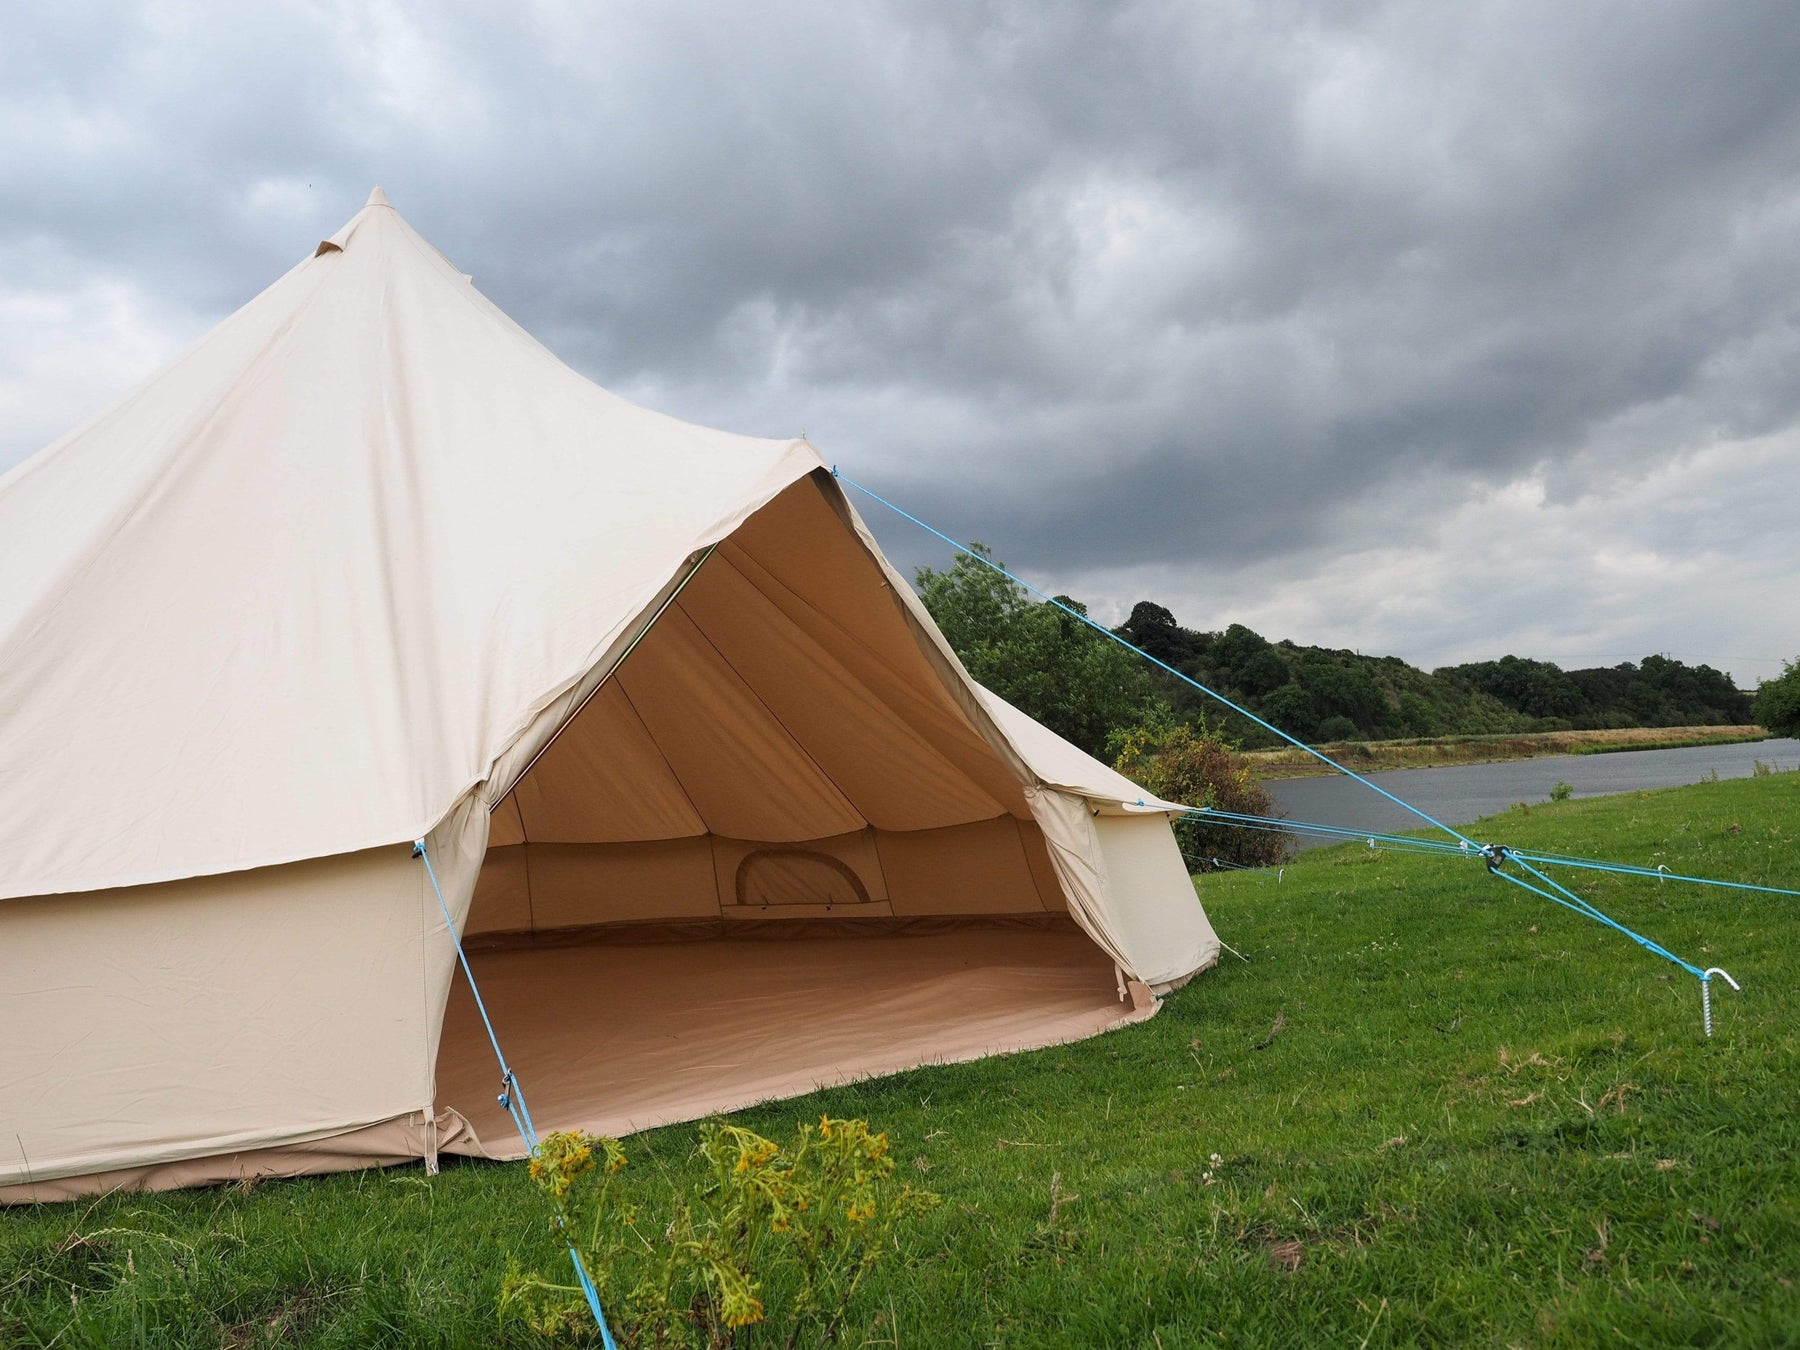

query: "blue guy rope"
(1174, 805), (1472, 855)
(415, 839), (620, 1350)
(832, 469), (1756, 1034)
(1171, 803), (1711, 976)
(1183, 804), (1800, 896)
(1187, 805), (1753, 1030)
(1506, 849), (1800, 899)
(832, 469), (1483, 851)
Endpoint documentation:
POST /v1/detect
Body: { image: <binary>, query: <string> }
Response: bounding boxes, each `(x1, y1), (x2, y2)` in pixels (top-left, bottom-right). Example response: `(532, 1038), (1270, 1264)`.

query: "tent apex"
(366, 186), (392, 208)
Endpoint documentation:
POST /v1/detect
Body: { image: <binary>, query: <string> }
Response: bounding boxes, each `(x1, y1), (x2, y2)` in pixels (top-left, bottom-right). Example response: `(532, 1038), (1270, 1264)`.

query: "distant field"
(1248, 725), (1771, 779)
(3, 774), (1797, 1347)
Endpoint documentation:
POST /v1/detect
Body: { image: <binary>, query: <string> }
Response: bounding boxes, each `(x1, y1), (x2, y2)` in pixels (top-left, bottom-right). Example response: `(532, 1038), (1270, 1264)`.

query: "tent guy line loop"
(832, 469), (1481, 850)
(414, 839), (620, 1350)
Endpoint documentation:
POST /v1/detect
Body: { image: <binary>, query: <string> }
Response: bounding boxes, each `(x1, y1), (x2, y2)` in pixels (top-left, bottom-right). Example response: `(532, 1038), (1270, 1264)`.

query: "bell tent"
(0, 190), (1220, 1201)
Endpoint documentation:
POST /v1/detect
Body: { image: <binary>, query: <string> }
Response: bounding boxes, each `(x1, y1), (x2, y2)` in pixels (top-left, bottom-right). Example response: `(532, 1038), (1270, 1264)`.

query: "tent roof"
(0, 192), (820, 899)
(0, 192), (1169, 902)
(976, 688), (1177, 810)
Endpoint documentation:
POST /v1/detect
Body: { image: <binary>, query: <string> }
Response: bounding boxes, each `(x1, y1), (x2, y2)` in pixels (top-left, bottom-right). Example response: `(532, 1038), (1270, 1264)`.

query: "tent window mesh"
(733, 849), (871, 908)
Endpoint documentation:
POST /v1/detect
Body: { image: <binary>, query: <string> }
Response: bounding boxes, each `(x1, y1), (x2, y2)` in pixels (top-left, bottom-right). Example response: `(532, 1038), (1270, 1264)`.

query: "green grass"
(4, 774), (1798, 1347)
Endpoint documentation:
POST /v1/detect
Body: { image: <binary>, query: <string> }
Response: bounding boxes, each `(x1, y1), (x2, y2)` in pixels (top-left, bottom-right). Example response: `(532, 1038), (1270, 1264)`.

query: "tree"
(1443, 655), (1582, 721)
(1211, 623), (1272, 681)
(914, 545), (1166, 758)
(1109, 717), (1291, 868)
(1753, 658), (1800, 737)
(1116, 601), (1194, 666)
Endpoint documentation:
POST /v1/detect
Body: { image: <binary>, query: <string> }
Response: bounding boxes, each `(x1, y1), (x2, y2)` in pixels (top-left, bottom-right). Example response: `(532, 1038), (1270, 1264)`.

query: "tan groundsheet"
(0, 190), (1221, 1199)
(437, 926), (1151, 1156)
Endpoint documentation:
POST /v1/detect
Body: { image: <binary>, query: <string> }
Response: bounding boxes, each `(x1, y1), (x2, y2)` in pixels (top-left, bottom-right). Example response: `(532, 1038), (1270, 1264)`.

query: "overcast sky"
(5, 1), (1798, 687)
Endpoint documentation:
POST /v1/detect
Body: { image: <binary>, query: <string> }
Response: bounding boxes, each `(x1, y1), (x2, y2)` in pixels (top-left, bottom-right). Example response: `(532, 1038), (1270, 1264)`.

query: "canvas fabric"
(0, 192), (1219, 1197)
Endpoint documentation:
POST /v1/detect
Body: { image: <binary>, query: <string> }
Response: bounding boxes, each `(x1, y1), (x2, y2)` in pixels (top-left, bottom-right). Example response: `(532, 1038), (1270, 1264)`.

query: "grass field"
(3, 774), (1797, 1347)
(1245, 725), (1772, 778)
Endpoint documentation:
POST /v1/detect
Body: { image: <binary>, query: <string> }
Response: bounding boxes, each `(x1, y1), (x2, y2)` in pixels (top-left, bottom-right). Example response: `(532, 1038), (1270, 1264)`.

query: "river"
(1262, 738), (1800, 849)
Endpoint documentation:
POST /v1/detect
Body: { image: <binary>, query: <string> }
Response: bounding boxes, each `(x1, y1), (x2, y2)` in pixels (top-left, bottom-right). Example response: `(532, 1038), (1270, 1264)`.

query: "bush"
(1753, 658), (1800, 738)
(501, 1118), (938, 1347)
(1109, 717), (1293, 869)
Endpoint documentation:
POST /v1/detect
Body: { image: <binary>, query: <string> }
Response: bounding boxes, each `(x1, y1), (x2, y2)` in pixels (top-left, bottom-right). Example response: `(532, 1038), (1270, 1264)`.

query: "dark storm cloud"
(3, 1), (1799, 679)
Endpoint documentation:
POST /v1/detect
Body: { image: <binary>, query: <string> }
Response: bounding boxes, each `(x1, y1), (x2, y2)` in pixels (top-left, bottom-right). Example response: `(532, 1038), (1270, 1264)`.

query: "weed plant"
(499, 1118), (937, 1346)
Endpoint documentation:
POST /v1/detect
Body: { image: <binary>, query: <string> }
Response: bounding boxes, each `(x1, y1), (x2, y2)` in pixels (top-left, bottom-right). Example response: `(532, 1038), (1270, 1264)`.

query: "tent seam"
(669, 593), (867, 831)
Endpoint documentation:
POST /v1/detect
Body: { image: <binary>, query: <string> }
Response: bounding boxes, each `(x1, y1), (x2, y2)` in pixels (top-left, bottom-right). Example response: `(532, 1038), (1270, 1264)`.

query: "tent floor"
(436, 927), (1144, 1158)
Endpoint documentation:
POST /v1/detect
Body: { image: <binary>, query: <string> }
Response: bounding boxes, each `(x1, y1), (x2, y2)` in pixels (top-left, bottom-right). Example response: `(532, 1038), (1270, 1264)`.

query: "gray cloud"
(4, 0), (1799, 685)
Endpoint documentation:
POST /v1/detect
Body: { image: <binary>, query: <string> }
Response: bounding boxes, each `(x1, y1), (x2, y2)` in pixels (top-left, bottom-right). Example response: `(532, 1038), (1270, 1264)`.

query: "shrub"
(1549, 780), (1574, 803)
(1109, 717), (1293, 869)
(1753, 658), (1800, 738)
(500, 1118), (938, 1347)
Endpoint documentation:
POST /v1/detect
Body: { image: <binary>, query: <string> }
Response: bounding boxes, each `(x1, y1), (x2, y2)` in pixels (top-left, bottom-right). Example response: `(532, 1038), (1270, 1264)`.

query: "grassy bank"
(3, 774), (1797, 1347)
(1246, 725), (1772, 779)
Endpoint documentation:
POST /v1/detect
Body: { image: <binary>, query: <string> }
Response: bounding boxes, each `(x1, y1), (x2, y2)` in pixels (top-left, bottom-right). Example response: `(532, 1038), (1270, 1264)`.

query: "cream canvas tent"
(0, 190), (1220, 1202)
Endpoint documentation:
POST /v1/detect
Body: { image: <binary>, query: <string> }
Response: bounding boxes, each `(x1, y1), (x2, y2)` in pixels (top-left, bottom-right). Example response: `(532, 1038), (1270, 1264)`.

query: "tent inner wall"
(469, 475), (1080, 938)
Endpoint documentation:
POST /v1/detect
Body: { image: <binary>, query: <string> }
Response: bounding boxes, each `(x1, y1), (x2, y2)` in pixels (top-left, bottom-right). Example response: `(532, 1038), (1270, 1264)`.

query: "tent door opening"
(432, 474), (1137, 1156)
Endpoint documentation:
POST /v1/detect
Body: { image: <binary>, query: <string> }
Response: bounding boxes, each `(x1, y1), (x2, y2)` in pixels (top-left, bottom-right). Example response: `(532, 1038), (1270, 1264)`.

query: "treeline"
(1119, 603), (1752, 748)
(913, 546), (1753, 760)
(1435, 653), (1752, 731)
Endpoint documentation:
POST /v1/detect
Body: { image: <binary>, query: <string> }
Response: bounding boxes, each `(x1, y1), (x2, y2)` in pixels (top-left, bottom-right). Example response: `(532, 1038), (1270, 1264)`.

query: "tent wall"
(0, 798), (492, 1198)
(1, 844), (444, 1193)
(464, 818), (1068, 936)
(1024, 790), (1220, 990)
(0, 1115), (465, 1205)
(1092, 811), (1219, 991)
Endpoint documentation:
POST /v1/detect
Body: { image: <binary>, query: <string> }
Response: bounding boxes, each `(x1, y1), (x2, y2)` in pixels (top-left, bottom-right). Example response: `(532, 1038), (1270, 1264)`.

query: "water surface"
(1263, 738), (1799, 850)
